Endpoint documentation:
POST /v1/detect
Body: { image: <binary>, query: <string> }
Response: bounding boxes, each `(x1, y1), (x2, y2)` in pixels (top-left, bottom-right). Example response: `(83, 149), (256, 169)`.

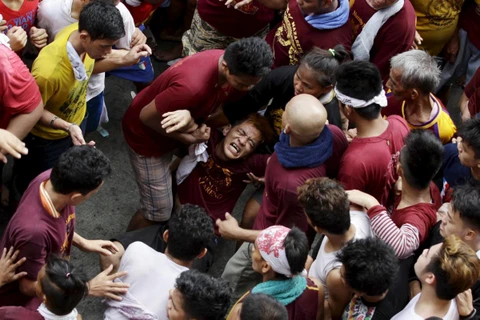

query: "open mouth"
(230, 142), (240, 155)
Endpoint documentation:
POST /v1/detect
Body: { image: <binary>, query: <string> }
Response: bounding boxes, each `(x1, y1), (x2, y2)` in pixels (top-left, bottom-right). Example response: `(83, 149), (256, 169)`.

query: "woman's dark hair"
(284, 227), (309, 275)
(300, 45), (350, 87)
(40, 256), (88, 316)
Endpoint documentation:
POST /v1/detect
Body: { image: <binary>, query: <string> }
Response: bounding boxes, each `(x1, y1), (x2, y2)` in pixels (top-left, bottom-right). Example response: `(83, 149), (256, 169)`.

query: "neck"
(398, 183), (431, 209)
(165, 248), (193, 268)
(415, 287), (452, 318)
(288, 132), (319, 147)
(362, 292), (387, 303)
(262, 272), (277, 283)
(405, 94), (432, 121)
(365, 0), (398, 10)
(217, 56), (228, 88)
(44, 180), (68, 212)
(316, 0), (339, 14)
(70, 0), (83, 19)
(68, 31), (85, 57)
(355, 116), (389, 138)
(215, 141), (228, 162)
(471, 166), (480, 181)
(326, 224), (356, 250)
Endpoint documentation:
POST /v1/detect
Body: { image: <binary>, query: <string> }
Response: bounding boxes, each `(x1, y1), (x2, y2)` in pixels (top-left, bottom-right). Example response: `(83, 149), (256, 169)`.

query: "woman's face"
(293, 64), (330, 97)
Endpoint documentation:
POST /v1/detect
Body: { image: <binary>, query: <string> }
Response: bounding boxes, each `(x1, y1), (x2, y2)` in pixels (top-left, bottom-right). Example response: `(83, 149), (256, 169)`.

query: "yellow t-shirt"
(410, 0), (464, 56)
(31, 23), (94, 140)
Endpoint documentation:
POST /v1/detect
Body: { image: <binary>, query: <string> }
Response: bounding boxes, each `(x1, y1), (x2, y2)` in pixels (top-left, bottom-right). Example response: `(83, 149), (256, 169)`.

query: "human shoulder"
(386, 115), (409, 131)
(350, 210), (374, 239)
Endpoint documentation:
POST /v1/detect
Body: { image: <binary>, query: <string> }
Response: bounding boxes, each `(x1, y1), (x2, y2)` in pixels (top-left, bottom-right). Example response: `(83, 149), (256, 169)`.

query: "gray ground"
(0, 45), (464, 319)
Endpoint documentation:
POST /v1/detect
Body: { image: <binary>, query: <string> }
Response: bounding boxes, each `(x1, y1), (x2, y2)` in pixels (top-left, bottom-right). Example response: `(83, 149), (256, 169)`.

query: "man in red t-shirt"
(217, 94), (336, 301)
(122, 37), (273, 231)
(0, 146), (129, 308)
(336, 60), (410, 207)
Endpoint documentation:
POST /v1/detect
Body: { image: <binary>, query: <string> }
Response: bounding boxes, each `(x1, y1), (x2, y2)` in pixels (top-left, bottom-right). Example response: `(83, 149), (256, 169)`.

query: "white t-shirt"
(37, 0), (136, 100)
(104, 242), (189, 320)
(308, 210), (374, 299)
(392, 293), (459, 320)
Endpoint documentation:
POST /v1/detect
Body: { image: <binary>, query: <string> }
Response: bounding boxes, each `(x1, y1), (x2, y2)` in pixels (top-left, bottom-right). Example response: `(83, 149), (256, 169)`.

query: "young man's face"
(222, 121), (262, 160)
(386, 68), (410, 101)
(414, 243), (442, 280)
(167, 288), (187, 320)
(440, 205), (470, 240)
(296, 0), (321, 16)
(83, 34), (119, 60)
(457, 138), (480, 168)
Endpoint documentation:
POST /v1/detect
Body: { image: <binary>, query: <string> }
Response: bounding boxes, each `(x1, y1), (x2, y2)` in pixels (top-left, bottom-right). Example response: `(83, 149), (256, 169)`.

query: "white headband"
(334, 86), (388, 108)
(257, 226), (293, 277)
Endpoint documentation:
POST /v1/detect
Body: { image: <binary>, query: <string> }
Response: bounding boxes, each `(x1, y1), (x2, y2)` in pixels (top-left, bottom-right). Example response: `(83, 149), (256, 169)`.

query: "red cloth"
(0, 170), (76, 307)
(286, 278), (319, 320)
(465, 66), (480, 116)
(197, 0), (274, 38)
(325, 124), (348, 178)
(350, 0), (416, 84)
(338, 116), (410, 206)
(0, 45), (42, 129)
(391, 201), (437, 245)
(265, 0), (351, 68)
(253, 152), (326, 232)
(0, 307), (43, 320)
(382, 93), (403, 117)
(123, 1), (161, 26)
(0, 0), (38, 33)
(459, 1), (480, 50)
(178, 130), (269, 229)
(123, 50), (243, 157)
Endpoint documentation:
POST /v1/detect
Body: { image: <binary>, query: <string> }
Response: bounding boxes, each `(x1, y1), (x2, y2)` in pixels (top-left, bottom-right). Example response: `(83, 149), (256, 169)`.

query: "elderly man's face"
(386, 68), (410, 101)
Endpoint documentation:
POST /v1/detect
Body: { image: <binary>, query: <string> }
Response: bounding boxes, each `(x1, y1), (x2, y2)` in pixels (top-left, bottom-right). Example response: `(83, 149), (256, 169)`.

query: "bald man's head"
(283, 94), (328, 143)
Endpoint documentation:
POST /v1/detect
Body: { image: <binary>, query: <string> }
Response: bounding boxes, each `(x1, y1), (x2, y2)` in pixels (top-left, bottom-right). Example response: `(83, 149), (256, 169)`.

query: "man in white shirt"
(393, 235), (480, 320)
(103, 204), (214, 320)
(297, 177), (374, 319)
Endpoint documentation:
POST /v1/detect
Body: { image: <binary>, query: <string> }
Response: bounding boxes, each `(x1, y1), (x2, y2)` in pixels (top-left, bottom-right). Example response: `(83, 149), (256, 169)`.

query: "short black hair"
(458, 117), (480, 159)
(240, 294), (288, 320)
(400, 130), (443, 190)
(297, 177), (350, 235)
(41, 256), (88, 315)
(50, 146), (111, 195)
(301, 44), (350, 87)
(335, 60), (383, 120)
(224, 37), (273, 78)
(336, 238), (399, 296)
(167, 204), (214, 261)
(451, 181), (480, 231)
(284, 227), (309, 275)
(79, 2), (125, 41)
(175, 270), (231, 320)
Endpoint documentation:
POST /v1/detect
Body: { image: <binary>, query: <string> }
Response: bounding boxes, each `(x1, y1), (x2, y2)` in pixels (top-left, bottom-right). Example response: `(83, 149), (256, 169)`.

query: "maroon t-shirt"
(466, 66), (480, 116)
(197, 0), (274, 38)
(123, 50), (243, 157)
(338, 116), (410, 206)
(382, 93), (403, 117)
(253, 152), (327, 232)
(265, 0), (351, 68)
(0, 170), (76, 307)
(459, 1), (480, 50)
(325, 124), (348, 178)
(178, 130), (269, 228)
(0, 307), (43, 320)
(350, 0), (416, 84)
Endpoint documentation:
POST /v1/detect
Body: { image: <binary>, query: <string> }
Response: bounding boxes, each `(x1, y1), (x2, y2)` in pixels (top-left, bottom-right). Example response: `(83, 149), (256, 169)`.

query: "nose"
(239, 136), (247, 146)
(386, 79), (392, 90)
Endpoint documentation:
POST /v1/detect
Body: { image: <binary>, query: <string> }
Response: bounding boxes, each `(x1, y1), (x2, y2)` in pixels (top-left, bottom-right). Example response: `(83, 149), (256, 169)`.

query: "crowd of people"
(0, 0), (480, 318)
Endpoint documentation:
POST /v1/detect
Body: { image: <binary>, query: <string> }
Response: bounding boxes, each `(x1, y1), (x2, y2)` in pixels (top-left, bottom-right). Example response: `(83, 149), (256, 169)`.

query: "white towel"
(66, 41), (88, 81)
(176, 143), (208, 185)
(0, 33), (10, 49)
(352, 0), (404, 61)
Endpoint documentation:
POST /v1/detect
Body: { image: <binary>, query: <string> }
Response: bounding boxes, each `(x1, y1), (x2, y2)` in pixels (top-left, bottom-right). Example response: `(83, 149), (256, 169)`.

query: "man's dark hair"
(336, 238), (399, 296)
(175, 270), (231, 320)
(50, 146), (111, 195)
(167, 204), (214, 261)
(334, 60), (383, 120)
(297, 177), (350, 235)
(284, 227), (309, 275)
(224, 37), (273, 77)
(232, 113), (275, 145)
(240, 293), (288, 320)
(400, 130), (443, 190)
(459, 118), (480, 159)
(301, 44), (350, 87)
(451, 181), (480, 231)
(79, 2), (125, 41)
(41, 256), (88, 316)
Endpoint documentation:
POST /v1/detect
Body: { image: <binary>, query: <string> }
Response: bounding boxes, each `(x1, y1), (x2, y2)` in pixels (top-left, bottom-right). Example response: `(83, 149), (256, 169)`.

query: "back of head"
(234, 113), (275, 145)
(240, 293), (288, 320)
(224, 37), (273, 78)
(427, 235), (480, 300)
(50, 146), (111, 195)
(459, 117), (480, 159)
(175, 270), (231, 320)
(167, 204), (214, 261)
(336, 238), (399, 296)
(79, 2), (125, 41)
(284, 94), (328, 139)
(41, 256), (88, 315)
(334, 60), (383, 120)
(297, 177), (350, 234)
(284, 227), (309, 275)
(390, 50), (440, 95)
(300, 45), (350, 87)
(452, 181), (480, 232)
(400, 130), (443, 190)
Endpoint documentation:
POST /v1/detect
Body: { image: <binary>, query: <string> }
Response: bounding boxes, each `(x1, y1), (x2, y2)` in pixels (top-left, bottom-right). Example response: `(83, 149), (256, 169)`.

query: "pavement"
(0, 43), (464, 319)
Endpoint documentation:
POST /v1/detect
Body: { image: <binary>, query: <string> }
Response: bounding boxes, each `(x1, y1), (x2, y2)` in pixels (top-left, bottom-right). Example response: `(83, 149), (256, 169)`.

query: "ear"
(79, 30), (90, 42)
(396, 161), (403, 177)
(42, 294), (47, 304)
(70, 192), (83, 203)
(284, 124), (291, 134)
(410, 88), (419, 100)
(221, 60), (229, 73)
(196, 247), (208, 260)
(341, 104), (353, 118)
(163, 230), (169, 244)
(465, 229), (477, 242)
(262, 261), (273, 275)
(424, 272), (436, 286)
(222, 124), (232, 136)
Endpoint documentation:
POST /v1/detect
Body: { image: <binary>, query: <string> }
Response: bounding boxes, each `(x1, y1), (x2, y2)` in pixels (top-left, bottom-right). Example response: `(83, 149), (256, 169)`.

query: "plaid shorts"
(127, 147), (174, 222)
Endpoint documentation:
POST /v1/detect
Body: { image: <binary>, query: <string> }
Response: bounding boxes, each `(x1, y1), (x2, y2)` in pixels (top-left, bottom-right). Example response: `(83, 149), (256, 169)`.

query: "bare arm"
(93, 44), (151, 74)
(6, 102), (44, 140)
(458, 92), (471, 122)
(18, 277), (37, 298)
(216, 213), (260, 242)
(326, 269), (352, 320)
